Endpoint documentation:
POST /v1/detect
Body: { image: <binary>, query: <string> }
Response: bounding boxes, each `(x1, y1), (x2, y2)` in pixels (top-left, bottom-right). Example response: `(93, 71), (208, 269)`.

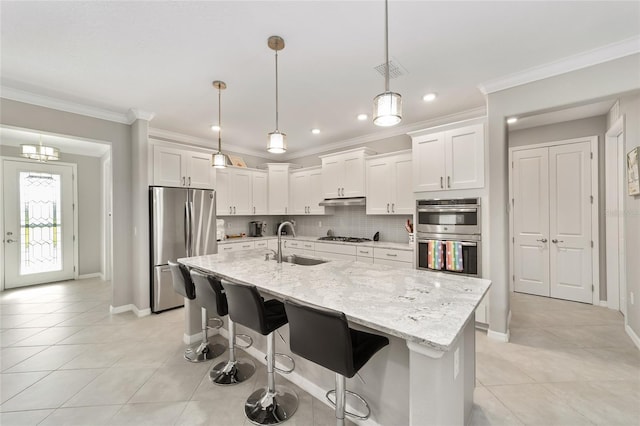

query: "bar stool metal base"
(210, 357), (256, 385)
(244, 385), (298, 425)
(184, 341), (225, 363)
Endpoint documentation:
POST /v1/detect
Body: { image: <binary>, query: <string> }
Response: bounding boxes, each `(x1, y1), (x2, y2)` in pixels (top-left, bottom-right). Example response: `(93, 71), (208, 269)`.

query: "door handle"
(253, 206), (256, 214)
(188, 176), (191, 186)
(447, 176), (451, 188)
(536, 238), (548, 243)
(182, 176), (186, 186)
(440, 177), (443, 189)
(233, 206), (236, 214)
(552, 239), (564, 243)
(387, 203), (390, 213)
(391, 203), (395, 213)
(6, 239), (16, 243)
(229, 206), (232, 214)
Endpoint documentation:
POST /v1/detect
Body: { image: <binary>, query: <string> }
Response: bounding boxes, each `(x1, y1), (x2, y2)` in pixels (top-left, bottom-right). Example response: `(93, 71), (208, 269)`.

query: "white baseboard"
(487, 328), (510, 343)
(78, 273), (102, 280)
(109, 304), (150, 317)
(217, 327), (381, 426)
(599, 300), (608, 308)
(625, 324), (640, 351)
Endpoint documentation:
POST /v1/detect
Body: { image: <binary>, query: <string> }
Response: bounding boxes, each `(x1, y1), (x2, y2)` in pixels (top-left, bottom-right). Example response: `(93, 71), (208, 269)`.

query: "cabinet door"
(232, 169), (253, 215)
(322, 158), (342, 198)
(251, 171), (268, 215)
(445, 124), (484, 190)
(268, 168), (289, 214)
(412, 133), (446, 192)
(366, 159), (392, 214)
(342, 154), (365, 197)
(307, 169), (325, 214)
(289, 172), (308, 214)
(186, 152), (214, 189)
(215, 168), (231, 216)
(392, 155), (413, 214)
(154, 146), (185, 187)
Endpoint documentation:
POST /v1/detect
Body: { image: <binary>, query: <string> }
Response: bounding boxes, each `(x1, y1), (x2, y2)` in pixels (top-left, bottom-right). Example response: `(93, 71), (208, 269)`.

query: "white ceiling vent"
(374, 59), (408, 79)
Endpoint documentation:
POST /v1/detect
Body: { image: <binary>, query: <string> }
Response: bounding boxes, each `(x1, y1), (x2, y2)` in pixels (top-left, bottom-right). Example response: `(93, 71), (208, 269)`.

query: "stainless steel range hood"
(319, 197), (366, 207)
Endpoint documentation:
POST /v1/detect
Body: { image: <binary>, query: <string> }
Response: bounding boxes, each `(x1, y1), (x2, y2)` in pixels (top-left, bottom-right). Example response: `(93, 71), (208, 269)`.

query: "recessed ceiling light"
(422, 93), (437, 102)
(311, 128), (320, 135)
(507, 117), (518, 124)
(211, 124), (221, 131)
(357, 114), (368, 121)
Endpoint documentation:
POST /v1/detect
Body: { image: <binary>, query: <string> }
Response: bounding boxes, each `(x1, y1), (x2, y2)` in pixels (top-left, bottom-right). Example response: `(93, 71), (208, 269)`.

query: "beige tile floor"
(0, 279), (638, 425)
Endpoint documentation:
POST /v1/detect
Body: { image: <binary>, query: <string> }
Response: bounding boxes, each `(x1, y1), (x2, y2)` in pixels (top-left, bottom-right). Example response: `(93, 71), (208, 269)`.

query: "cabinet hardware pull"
(342, 188), (345, 196)
(387, 203), (390, 213)
(188, 176), (191, 186)
(447, 176), (451, 188)
(182, 176), (186, 186)
(223, 247), (232, 250)
(229, 206), (232, 214)
(391, 203), (395, 213)
(360, 250), (369, 254)
(233, 206), (236, 214)
(440, 177), (443, 189)
(386, 253), (398, 257)
(551, 239), (564, 243)
(243, 245), (250, 248)
(337, 187), (340, 197)
(536, 238), (548, 243)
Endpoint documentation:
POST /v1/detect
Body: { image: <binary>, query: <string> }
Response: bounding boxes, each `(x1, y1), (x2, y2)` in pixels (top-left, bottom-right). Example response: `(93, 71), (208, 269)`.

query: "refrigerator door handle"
(184, 201), (191, 257)
(189, 201), (195, 256)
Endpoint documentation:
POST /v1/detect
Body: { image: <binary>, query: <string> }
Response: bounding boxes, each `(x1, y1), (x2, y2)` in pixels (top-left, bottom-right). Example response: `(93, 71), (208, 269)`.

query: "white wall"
(487, 53), (640, 336)
(0, 145), (103, 276)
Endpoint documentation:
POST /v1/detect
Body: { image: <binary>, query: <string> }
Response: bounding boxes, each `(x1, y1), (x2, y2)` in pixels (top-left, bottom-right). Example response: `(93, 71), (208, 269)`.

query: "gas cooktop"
(317, 236), (372, 243)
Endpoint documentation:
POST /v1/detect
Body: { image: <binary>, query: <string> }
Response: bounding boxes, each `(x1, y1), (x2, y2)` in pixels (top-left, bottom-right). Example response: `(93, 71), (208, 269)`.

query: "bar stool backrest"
(284, 299), (355, 378)
(168, 260), (195, 300)
(221, 280), (269, 335)
(190, 270), (228, 317)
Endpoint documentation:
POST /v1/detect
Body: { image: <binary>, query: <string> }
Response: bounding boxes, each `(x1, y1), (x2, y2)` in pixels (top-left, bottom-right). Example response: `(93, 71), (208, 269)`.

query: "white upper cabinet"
(153, 145), (215, 189)
(267, 163), (290, 215)
(251, 170), (268, 215)
(290, 167), (325, 215)
(320, 148), (375, 198)
(411, 123), (484, 192)
(366, 151), (413, 215)
(216, 167), (261, 216)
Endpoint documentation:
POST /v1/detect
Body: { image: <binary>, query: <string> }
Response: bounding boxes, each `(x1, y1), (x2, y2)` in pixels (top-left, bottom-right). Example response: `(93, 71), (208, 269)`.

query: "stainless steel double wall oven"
(416, 198), (481, 277)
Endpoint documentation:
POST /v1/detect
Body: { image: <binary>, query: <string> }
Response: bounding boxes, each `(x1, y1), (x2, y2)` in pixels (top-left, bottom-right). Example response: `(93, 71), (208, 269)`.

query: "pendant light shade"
(211, 80), (231, 168)
(373, 0), (402, 127)
(267, 36), (287, 154)
(20, 136), (60, 162)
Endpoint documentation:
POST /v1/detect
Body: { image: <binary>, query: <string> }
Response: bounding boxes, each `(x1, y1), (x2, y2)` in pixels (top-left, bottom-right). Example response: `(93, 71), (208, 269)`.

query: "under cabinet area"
(410, 122), (484, 192)
(152, 145), (215, 189)
(366, 151), (413, 214)
(289, 167), (325, 215)
(320, 148), (375, 198)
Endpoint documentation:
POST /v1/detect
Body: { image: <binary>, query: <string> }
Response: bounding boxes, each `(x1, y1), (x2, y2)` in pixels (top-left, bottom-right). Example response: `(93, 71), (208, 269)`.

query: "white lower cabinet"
(374, 247), (413, 269)
(219, 241), (255, 253)
(315, 242), (356, 261)
(254, 240), (269, 250)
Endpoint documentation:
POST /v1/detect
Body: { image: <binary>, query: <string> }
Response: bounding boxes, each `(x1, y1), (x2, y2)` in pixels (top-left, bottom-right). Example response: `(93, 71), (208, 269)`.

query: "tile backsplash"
(219, 207), (412, 244)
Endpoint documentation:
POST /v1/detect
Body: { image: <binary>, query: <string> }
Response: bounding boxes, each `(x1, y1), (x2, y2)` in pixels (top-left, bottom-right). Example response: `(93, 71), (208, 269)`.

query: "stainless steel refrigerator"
(150, 186), (217, 313)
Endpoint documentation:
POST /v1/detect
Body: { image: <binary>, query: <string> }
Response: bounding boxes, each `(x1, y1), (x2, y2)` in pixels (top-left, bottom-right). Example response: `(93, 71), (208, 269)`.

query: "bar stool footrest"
(326, 389), (371, 420)
(264, 353), (295, 374)
(235, 333), (253, 349)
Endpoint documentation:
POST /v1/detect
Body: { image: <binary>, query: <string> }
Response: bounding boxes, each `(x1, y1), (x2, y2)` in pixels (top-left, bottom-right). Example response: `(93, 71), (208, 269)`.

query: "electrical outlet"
(631, 292), (635, 305)
(453, 347), (460, 379)
(318, 221), (322, 227)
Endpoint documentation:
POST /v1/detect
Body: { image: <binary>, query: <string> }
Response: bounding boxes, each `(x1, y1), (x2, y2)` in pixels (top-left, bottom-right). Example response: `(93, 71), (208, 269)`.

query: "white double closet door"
(512, 141), (593, 303)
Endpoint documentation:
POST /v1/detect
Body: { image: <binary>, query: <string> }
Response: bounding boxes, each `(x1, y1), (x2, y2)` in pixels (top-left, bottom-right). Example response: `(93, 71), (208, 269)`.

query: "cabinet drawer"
(375, 258), (413, 269)
(320, 252), (356, 261)
(355, 247), (373, 258)
(374, 248), (413, 263)
(315, 242), (357, 256)
(254, 240), (269, 249)
(284, 240), (314, 250)
(220, 241), (255, 253)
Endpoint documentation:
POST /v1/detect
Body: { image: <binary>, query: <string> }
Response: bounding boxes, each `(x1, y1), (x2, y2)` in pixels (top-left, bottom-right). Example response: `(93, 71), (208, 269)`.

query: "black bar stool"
(168, 261), (224, 362)
(190, 270), (255, 385)
(222, 280), (298, 425)
(284, 298), (389, 426)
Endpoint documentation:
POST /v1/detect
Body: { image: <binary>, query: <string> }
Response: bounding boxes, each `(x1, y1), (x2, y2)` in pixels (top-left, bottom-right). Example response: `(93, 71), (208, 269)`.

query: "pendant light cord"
(217, 86), (222, 152)
(275, 49), (279, 131)
(384, 0), (390, 93)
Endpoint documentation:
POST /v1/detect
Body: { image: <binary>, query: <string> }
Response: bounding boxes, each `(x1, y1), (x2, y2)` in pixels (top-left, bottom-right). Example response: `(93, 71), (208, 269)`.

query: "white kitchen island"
(179, 250), (491, 426)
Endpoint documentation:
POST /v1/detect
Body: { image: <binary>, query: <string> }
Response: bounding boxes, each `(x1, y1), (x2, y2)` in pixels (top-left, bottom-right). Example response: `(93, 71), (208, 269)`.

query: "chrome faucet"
(276, 221), (296, 263)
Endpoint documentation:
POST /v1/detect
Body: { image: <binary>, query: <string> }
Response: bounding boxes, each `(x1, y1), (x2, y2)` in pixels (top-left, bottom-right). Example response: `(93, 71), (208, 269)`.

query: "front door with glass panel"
(3, 160), (75, 288)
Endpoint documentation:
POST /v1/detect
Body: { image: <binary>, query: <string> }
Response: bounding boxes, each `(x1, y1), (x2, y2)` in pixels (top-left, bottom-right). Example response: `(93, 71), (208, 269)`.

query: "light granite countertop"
(180, 249), (490, 352)
(219, 235), (414, 251)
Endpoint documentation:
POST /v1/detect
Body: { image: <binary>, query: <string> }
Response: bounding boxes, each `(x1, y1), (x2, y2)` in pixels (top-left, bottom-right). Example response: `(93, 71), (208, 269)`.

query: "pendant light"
(211, 80), (231, 168)
(21, 135), (60, 162)
(373, 0), (402, 127)
(267, 36), (286, 154)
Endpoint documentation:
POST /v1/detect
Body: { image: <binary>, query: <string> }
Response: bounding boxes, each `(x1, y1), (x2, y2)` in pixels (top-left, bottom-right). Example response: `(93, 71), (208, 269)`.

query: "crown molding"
(281, 106), (486, 160)
(0, 85), (131, 124)
(148, 127), (276, 159)
(478, 36), (640, 95)
(127, 108), (156, 122)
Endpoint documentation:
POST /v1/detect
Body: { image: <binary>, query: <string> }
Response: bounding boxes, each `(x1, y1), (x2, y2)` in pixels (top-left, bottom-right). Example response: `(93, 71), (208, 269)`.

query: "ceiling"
(1, 1), (639, 159)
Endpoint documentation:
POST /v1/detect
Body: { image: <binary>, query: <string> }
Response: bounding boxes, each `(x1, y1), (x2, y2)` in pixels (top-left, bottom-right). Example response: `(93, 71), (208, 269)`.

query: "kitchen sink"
(282, 255), (328, 266)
